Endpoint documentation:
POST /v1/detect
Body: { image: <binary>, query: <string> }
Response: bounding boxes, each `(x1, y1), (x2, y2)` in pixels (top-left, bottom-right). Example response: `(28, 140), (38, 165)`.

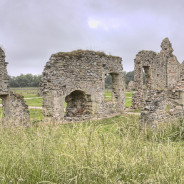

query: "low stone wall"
(140, 89), (184, 127)
(2, 92), (30, 126)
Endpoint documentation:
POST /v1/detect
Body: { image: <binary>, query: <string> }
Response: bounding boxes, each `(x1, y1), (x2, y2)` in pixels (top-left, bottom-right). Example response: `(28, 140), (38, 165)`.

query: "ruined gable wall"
(138, 38), (184, 125)
(160, 38), (180, 88)
(132, 38), (180, 109)
(132, 50), (159, 108)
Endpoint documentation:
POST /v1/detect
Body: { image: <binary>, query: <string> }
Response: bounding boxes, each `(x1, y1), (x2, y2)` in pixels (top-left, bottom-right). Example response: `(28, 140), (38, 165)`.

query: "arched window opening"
(105, 74), (112, 101)
(142, 66), (151, 89)
(65, 90), (92, 117)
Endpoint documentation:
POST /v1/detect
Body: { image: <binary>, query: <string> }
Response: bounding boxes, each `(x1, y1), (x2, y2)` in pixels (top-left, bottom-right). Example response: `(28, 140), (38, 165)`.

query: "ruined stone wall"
(40, 50), (124, 122)
(0, 48), (9, 95)
(0, 47), (30, 126)
(133, 38), (184, 126)
(180, 61), (184, 80)
(140, 88), (184, 127)
(167, 56), (180, 88)
(132, 38), (181, 109)
(127, 81), (135, 91)
(2, 93), (30, 126)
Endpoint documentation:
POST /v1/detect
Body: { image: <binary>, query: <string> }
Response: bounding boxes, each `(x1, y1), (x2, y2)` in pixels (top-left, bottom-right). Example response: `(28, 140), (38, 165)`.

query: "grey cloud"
(1, 0), (184, 75)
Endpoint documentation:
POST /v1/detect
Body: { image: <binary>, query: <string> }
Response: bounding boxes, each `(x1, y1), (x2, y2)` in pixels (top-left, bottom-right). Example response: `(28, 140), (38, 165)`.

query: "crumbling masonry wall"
(132, 38), (181, 109)
(132, 38), (184, 125)
(0, 48), (9, 94)
(40, 50), (125, 122)
(0, 47), (30, 126)
(2, 93), (30, 126)
(127, 81), (135, 91)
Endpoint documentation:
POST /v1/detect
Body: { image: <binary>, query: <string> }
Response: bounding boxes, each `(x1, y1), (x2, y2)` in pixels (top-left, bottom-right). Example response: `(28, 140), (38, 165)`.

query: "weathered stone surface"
(40, 50), (125, 122)
(127, 81), (135, 91)
(132, 38), (184, 125)
(2, 92), (30, 126)
(0, 47), (9, 95)
(0, 47), (30, 126)
(132, 38), (181, 109)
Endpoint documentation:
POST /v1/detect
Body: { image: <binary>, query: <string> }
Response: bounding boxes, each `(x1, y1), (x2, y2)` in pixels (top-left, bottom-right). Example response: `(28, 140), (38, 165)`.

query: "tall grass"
(0, 115), (184, 183)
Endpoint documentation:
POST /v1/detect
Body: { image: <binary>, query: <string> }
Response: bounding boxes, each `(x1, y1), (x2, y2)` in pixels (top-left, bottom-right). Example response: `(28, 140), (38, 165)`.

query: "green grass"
(125, 92), (133, 98)
(105, 90), (112, 100)
(0, 108), (43, 122)
(105, 90), (133, 108)
(25, 98), (43, 107)
(0, 115), (184, 183)
(24, 94), (39, 98)
(125, 92), (133, 108)
(10, 88), (39, 98)
(29, 109), (44, 122)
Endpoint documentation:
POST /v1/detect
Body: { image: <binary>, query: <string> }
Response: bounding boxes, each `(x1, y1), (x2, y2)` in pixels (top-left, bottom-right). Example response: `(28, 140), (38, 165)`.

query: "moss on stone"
(54, 50), (120, 59)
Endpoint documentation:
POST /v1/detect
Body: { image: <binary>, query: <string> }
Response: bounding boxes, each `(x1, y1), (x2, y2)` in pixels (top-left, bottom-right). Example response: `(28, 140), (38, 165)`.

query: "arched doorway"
(65, 90), (92, 117)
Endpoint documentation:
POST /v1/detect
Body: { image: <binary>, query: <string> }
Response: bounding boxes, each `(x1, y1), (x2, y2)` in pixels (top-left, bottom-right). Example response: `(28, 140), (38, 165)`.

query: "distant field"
(25, 98), (43, 107)
(10, 87), (38, 98)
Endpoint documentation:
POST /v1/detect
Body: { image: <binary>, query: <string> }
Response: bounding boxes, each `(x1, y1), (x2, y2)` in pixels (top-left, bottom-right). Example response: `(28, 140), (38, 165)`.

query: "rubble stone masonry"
(40, 50), (125, 122)
(132, 38), (184, 125)
(0, 47), (30, 126)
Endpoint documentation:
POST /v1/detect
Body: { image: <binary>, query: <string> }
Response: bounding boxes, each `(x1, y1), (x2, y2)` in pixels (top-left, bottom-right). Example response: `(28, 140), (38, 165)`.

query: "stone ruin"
(127, 81), (135, 91)
(40, 50), (125, 122)
(4, 37), (184, 127)
(0, 47), (30, 126)
(132, 38), (184, 126)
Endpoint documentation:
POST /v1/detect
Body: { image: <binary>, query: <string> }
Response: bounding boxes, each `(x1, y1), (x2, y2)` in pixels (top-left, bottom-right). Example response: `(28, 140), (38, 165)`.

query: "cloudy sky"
(1, 0), (184, 76)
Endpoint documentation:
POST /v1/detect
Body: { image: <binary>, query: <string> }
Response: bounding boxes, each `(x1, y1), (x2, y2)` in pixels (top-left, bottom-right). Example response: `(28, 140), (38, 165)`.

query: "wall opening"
(142, 66), (151, 89)
(64, 90), (92, 117)
(0, 96), (5, 119)
(105, 74), (112, 101)
(105, 73), (120, 102)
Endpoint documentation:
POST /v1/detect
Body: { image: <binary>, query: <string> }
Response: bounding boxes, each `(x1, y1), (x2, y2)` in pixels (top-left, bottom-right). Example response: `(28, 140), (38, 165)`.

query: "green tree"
(9, 74), (42, 87)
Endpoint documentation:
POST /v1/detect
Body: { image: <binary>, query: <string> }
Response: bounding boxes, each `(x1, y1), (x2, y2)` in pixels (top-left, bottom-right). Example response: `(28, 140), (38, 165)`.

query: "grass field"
(0, 88), (184, 183)
(0, 115), (184, 183)
(25, 98), (43, 107)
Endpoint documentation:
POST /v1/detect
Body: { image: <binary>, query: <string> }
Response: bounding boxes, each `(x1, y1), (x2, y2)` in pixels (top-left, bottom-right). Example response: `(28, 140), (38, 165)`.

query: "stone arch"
(40, 50), (125, 122)
(65, 90), (92, 118)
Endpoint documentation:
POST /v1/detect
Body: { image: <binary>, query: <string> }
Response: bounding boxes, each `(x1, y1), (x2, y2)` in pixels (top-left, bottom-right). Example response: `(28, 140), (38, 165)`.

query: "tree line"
(9, 71), (134, 88)
(9, 74), (42, 87)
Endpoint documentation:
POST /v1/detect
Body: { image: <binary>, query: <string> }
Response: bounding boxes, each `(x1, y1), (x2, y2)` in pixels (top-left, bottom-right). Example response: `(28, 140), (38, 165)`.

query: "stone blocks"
(40, 50), (125, 122)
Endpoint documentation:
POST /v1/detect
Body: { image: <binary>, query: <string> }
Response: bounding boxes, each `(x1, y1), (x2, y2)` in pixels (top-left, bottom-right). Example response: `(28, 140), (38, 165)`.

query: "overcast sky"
(1, 0), (184, 76)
